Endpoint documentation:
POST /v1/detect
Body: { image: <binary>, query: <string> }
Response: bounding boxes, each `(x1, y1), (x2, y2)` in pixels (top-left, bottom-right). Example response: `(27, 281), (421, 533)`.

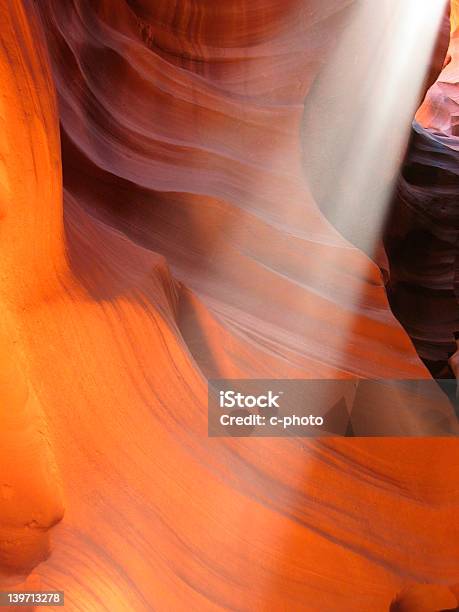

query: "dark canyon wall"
(385, 0), (459, 375)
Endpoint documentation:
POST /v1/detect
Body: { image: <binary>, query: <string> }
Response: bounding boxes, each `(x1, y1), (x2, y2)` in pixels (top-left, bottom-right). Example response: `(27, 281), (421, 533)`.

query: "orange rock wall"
(0, 1), (457, 610)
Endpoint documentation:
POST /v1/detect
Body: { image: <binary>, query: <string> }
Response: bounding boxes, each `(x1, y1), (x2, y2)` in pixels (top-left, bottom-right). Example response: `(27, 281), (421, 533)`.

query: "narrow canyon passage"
(385, 0), (459, 380)
(0, 1), (458, 611)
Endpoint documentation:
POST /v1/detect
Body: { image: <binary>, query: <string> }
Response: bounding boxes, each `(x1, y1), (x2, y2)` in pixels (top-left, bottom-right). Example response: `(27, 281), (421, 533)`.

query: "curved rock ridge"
(390, 583), (459, 612)
(0, 1), (457, 610)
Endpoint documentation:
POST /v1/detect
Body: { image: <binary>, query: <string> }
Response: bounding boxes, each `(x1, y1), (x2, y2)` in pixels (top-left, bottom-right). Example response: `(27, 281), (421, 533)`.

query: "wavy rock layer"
(39, 0), (427, 380)
(0, 0), (457, 610)
(386, 123), (459, 365)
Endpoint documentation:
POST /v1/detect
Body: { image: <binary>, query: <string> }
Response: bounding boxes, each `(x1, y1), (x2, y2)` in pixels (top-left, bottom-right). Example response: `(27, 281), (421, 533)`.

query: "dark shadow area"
(383, 122), (459, 376)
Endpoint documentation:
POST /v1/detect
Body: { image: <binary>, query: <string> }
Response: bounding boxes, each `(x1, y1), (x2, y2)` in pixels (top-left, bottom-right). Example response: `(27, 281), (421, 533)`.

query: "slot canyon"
(0, 0), (458, 610)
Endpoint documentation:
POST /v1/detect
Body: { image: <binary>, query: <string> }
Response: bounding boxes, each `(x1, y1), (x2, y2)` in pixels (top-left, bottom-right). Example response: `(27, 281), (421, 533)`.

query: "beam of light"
(303, 0), (448, 258)
(298, 0), (449, 375)
(189, 3), (454, 589)
(190, 0), (449, 383)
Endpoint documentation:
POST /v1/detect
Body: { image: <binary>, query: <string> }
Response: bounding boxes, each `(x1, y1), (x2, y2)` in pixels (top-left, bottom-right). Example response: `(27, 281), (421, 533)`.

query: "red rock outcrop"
(0, 1), (457, 610)
(418, 0), (459, 139)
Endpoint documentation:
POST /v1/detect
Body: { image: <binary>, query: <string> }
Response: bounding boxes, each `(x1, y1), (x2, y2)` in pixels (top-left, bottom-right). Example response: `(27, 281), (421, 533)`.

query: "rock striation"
(0, 1), (457, 609)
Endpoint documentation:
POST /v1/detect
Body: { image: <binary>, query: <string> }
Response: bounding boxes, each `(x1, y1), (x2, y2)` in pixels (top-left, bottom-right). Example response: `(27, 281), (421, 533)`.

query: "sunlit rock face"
(386, 0), (459, 371)
(0, 0), (458, 609)
(417, 0), (459, 138)
(422, 5), (452, 100)
(0, 0), (64, 584)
